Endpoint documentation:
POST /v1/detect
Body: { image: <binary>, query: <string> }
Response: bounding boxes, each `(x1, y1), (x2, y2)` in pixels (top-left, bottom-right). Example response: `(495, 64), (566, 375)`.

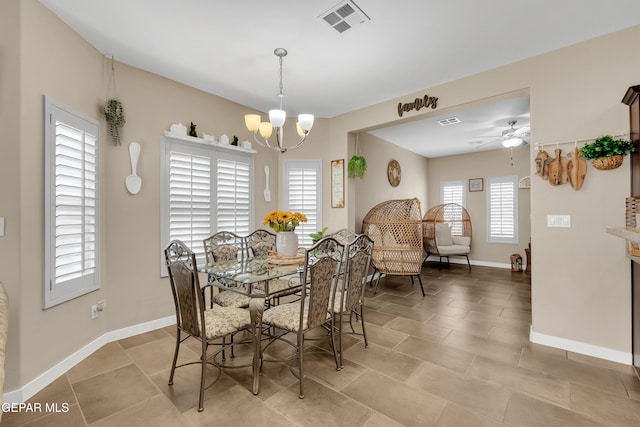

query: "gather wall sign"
(397, 94), (439, 117)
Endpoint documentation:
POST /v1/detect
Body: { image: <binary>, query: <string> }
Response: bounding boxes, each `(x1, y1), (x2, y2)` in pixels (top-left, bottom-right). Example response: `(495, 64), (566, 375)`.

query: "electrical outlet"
(97, 300), (106, 312)
(91, 304), (99, 319)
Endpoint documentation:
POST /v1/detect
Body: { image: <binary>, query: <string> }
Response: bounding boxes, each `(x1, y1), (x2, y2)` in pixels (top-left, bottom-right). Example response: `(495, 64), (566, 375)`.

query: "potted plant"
(104, 99), (125, 146)
(579, 135), (635, 170)
(348, 155), (367, 178)
(263, 210), (307, 257)
(309, 227), (328, 244)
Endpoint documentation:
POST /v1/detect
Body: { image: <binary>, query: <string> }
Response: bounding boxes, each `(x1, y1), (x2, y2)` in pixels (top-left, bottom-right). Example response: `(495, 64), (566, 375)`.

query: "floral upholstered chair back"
(245, 229), (276, 259)
(203, 231), (244, 265)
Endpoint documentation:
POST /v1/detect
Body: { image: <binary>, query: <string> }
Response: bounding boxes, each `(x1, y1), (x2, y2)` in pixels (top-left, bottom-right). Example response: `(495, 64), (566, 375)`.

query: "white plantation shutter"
(44, 97), (100, 308)
(440, 180), (465, 206)
(283, 159), (322, 247)
(216, 154), (251, 234)
(440, 181), (465, 235)
(168, 151), (211, 261)
(160, 136), (254, 274)
(486, 176), (518, 244)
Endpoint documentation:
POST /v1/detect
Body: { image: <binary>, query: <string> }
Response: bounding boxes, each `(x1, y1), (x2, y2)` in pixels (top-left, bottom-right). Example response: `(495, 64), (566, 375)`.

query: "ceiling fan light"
(502, 137), (523, 148)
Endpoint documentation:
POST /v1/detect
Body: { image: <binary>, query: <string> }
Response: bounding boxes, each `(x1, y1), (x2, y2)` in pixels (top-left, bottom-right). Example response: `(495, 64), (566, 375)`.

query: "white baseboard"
(3, 315), (176, 404)
(424, 257), (512, 270)
(529, 326), (632, 365)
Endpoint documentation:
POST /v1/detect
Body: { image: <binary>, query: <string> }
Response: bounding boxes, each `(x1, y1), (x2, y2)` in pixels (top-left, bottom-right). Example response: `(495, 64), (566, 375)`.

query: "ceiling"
(39, 0), (640, 157)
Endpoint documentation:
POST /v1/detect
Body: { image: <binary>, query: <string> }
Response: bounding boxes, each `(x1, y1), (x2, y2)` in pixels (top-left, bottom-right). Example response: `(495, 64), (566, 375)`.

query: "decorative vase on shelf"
(276, 231), (298, 257)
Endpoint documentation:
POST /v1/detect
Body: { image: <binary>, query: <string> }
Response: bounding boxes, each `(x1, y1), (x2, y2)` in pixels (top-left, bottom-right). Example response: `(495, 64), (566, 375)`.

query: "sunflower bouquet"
(264, 210), (307, 232)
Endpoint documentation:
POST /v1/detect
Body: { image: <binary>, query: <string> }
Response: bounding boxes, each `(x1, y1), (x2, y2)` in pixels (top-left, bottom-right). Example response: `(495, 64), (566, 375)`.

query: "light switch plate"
(547, 214), (571, 228)
(0, 218), (4, 236)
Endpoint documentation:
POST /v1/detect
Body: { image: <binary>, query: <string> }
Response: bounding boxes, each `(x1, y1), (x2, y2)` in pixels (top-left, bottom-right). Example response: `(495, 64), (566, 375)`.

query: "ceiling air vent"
(438, 117), (461, 126)
(319, 1), (370, 34)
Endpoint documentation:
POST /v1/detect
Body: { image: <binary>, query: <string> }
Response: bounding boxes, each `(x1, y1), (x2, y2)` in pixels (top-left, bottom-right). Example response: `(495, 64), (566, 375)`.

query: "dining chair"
(164, 240), (252, 412)
(203, 231), (251, 359)
(245, 228), (302, 305)
(245, 229), (277, 258)
(203, 231), (251, 309)
(261, 237), (345, 398)
(330, 233), (374, 369)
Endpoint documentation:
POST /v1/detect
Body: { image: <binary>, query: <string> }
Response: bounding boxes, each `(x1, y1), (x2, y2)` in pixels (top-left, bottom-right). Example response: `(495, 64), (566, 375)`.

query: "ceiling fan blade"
(473, 138), (501, 148)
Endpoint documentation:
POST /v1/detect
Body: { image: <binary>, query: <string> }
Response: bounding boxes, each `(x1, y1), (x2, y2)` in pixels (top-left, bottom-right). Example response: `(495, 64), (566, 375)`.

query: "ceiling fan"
(474, 120), (530, 148)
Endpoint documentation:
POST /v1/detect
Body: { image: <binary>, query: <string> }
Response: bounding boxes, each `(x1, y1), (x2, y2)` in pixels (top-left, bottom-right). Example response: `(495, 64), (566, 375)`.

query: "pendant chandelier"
(244, 48), (314, 153)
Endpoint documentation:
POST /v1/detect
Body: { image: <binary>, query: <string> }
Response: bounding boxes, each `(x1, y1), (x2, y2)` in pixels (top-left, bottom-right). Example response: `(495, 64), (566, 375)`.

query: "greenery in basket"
(104, 99), (125, 146)
(579, 135), (635, 160)
(348, 155), (367, 178)
(309, 227), (328, 244)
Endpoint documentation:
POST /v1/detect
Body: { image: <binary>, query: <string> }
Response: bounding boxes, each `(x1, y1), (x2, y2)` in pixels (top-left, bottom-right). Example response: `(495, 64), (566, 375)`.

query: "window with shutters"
(486, 176), (518, 244)
(160, 136), (253, 275)
(440, 180), (465, 235)
(44, 96), (100, 308)
(283, 159), (322, 247)
(215, 153), (251, 234)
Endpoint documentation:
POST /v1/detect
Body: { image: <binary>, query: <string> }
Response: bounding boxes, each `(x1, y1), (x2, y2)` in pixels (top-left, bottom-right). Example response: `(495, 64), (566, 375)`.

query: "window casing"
(160, 136), (254, 273)
(44, 96), (100, 308)
(486, 175), (518, 244)
(440, 180), (466, 235)
(283, 159), (322, 247)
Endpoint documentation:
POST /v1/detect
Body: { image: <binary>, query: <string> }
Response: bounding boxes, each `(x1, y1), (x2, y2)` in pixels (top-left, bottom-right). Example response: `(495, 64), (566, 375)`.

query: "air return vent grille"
(319, 1), (370, 34)
(437, 117), (461, 126)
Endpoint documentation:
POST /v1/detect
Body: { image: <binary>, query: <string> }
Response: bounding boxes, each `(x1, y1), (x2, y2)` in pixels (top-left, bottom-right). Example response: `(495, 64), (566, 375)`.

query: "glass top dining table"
(198, 256), (303, 395)
(198, 256), (302, 296)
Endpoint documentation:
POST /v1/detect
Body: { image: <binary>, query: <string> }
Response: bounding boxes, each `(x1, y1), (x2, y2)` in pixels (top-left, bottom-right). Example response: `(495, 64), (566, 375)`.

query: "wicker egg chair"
(361, 198), (425, 296)
(422, 203), (472, 269)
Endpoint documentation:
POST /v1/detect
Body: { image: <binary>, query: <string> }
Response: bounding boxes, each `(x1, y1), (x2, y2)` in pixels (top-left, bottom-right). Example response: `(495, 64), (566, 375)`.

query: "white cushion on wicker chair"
(435, 223), (453, 246)
(212, 290), (251, 308)
(451, 236), (470, 246)
(437, 244), (470, 256)
(202, 304), (251, 339)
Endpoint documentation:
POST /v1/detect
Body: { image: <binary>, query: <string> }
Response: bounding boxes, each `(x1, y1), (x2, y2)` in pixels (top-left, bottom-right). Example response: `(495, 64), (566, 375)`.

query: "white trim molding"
(529, 326), (632, 365)
(3, 316), (176, 404)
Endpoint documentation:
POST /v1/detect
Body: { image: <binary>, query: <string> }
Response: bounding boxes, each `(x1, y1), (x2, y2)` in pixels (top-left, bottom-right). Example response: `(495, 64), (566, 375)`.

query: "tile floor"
(3, 264), (640, 426)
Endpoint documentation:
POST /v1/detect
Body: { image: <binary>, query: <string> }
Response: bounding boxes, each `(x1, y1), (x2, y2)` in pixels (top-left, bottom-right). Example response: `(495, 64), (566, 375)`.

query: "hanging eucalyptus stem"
(105, 98), (125, 146)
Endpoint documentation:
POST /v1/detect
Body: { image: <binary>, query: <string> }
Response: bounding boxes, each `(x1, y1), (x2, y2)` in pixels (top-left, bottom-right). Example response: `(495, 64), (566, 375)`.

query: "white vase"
(276, 231), (298, 257)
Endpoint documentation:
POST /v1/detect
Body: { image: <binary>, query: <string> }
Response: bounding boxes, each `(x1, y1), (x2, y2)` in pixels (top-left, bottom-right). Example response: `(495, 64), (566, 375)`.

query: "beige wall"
(426, 145), (531, 265)
(0, 0), (23, 395)
(353, 133), (430, 231)
(4, 0), (640, 399)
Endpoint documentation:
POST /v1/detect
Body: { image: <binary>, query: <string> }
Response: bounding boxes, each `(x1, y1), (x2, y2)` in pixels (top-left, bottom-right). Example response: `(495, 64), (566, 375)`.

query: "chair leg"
(415, 274), (425, 296)
(298, 331), (305, 399)
(168, 328), (181, 385)
(198, 341), (207, 412)
(438, 256), (444, 270)
(465, 255), (472, 270)
(331, 316), (341, 371)
(373, 272), (383, 294)
(359, 305), (368, 348)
